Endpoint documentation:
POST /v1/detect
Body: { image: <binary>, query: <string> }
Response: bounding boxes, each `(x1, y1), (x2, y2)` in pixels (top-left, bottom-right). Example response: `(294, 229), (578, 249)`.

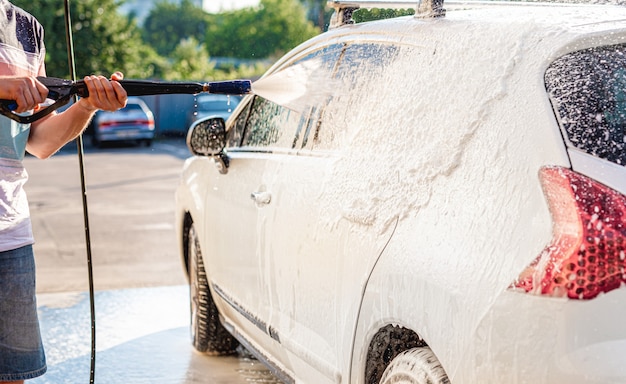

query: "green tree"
(206, 0), (319, 59)
(12, 0), (164, 79)
(142, 0), (209, 57)
(352, 8), (415, 23)
(164, 37), (216, 81)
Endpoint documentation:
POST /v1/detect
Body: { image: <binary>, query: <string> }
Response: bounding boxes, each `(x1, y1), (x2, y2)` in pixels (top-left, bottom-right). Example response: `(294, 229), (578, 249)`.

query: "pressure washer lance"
(0, 76), (253, 124)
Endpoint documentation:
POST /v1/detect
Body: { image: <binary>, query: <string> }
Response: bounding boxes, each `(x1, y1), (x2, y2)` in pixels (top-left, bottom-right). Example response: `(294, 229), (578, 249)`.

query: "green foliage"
(142, 0), (209, 57)
(205, 0), (320, 59)
(164, 37), (214, 81)
(10, 0), (313, 81)
(161, 37), (271, 81)
(12, 0), (162, 79)
(215, 61), (271, 81)
(352, 8), (415, 23)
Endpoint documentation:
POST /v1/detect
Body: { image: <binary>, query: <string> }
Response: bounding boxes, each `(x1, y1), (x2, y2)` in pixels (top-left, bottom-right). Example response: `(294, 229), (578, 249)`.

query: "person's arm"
(27, 72), (127, 159)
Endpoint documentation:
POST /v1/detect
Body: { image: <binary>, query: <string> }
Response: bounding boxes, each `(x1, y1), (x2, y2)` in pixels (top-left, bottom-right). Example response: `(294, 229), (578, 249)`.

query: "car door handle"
(250, 191), (272, 206)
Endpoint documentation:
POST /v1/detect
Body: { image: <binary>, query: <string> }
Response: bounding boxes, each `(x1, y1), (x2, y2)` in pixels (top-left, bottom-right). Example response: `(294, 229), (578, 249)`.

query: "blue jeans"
(0, 245), (46, 381)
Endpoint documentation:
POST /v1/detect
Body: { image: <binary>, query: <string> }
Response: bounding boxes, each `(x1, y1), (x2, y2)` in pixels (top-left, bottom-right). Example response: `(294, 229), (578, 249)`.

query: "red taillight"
(98, 119), (154, 130)
(513, 166), (626, 300)
(139, 119), (155, 129)
(98, 121), (116, 129)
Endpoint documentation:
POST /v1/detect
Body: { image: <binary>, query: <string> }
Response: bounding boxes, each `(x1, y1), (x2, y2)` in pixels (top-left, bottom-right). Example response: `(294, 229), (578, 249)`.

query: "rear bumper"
(456, 288), (626, 384)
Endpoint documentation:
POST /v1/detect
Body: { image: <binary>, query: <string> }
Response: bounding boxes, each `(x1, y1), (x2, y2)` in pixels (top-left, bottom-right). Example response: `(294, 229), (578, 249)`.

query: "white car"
(175, 1), (626, 383)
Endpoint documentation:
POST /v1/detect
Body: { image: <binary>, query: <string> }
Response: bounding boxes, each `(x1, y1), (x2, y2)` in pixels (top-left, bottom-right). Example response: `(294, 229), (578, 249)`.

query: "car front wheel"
(188, 223), (239, 355)
(379, 347), (450, 384)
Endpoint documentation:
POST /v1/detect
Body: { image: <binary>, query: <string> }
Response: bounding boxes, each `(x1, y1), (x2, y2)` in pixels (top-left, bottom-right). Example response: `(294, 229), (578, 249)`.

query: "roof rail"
(328, 0), (445, 28)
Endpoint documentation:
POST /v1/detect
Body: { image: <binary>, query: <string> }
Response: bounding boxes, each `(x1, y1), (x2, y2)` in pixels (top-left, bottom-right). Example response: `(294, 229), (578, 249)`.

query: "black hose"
(63, 1), (97, 383)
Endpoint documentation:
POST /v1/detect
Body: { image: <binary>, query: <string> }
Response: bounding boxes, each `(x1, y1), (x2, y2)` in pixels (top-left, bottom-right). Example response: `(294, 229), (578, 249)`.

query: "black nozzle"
(207, 80), (252, 95)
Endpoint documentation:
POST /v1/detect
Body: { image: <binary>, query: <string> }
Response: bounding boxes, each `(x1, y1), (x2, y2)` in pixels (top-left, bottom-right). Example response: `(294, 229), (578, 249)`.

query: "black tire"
(188, 224), (239, 354)
(379, 347), (450, 384)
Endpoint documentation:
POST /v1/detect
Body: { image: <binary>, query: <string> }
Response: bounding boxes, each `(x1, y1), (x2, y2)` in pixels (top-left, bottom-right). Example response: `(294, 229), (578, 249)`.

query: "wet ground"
(32, 285), (283, 384)
(25, 139), (281, 383)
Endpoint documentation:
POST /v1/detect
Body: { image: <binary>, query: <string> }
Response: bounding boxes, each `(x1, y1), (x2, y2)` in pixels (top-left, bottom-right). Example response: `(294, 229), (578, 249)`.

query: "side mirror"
(186, 117), (226, 157)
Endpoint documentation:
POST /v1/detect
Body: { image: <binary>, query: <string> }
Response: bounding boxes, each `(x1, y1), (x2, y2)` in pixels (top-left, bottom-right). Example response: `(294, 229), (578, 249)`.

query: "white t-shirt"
(0, 118), (33, 252)
(0, 0), (46, 252)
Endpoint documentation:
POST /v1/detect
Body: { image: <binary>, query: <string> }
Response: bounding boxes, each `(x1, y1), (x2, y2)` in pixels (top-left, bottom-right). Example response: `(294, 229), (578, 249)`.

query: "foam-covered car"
(176, 1), (626, 383)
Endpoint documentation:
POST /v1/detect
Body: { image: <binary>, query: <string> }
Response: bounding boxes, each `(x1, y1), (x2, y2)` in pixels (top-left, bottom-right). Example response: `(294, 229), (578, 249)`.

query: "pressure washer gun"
(0, 76), (252, 124)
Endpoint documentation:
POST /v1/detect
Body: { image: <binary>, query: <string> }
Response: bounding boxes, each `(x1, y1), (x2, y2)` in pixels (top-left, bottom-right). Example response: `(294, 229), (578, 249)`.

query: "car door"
(204, 43), (359, 375)
(202, 79), (320, 362)
(259, 42), (402, 382)
(197, 97), (272, 349)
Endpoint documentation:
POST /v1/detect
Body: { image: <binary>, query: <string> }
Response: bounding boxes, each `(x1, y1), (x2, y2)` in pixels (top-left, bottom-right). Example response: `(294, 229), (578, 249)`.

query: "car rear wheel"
(379, 347), (450, 384)
(188, 223), (239, 354)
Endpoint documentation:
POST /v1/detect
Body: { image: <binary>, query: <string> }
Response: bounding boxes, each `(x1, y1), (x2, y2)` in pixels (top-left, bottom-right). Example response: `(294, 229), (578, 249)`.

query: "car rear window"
(120, 103), (144, 113)
(545, 43), (626, 165)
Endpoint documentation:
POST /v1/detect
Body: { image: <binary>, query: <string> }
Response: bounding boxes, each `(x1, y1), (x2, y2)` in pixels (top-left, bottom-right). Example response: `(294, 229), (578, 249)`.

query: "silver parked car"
(91, 96), (155, 147)
(176, 1), (626, 383)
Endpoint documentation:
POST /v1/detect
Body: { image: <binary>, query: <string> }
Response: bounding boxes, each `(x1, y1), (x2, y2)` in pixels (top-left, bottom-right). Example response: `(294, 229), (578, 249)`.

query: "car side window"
(309, 43), (400, 152)
(227, 45), (345, 151)
(241, 95), (308, 149)
(227, 98), (251, 148)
